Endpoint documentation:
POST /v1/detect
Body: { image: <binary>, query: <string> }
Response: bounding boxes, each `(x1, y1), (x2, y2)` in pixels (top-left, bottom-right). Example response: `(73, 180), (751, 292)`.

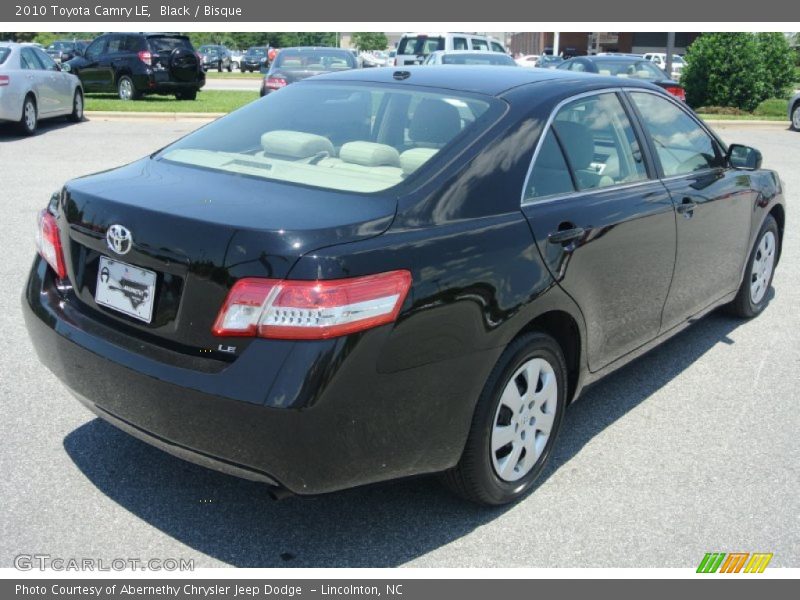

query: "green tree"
(351, 32), (389, 51)
(682, 33), (766, 111)
(755, 32), (796, 98)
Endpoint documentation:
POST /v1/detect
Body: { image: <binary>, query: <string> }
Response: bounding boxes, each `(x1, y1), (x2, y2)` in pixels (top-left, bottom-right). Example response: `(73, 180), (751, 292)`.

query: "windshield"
(274, 50), (355, 70)
(441, 53), (516, 66)
(593, 60), (666, 80)
(160, 83), (499, 194)
(398, 36), (445, 56)
(47, 41), (73, 52)
(246, 47), (266, 57)
(540, 56), (563, 64)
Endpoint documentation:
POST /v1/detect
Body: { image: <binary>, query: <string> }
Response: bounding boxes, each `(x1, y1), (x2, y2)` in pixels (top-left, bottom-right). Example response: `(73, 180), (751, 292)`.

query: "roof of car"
(280, 46), (352, 53)
(307, 65), (657, 96)
(573, 55), (649, 62)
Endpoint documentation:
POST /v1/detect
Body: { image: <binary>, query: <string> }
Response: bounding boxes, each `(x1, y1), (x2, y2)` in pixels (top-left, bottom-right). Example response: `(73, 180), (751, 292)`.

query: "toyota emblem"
(106, 224), (133, 255)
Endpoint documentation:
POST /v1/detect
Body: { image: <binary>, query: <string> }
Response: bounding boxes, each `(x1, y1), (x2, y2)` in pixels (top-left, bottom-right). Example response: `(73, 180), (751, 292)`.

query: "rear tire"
(442, 332), (567, 505)
(18, 95), (37, 135)
(117, 75), (140, 101)
(68, 89), (83, 122)
(726, 215), (780, 318)
(226, 63), (232, 72)
(791, 102), (800, 132)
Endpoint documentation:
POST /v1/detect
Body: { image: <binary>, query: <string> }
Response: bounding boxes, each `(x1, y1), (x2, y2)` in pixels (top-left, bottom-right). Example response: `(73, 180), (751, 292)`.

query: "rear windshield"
(398, 36), (445, 56)
(0, 48), (9, 65)
(160, 83), (500, 193)
(442, 53), (516, 66)
(148, 36), (192, 53)
(274, 50), (355, 70)
(593, 60), (665, 80)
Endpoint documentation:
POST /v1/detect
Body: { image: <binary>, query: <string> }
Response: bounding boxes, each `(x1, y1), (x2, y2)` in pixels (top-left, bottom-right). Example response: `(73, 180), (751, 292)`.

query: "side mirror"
(727, 144), (762, 170)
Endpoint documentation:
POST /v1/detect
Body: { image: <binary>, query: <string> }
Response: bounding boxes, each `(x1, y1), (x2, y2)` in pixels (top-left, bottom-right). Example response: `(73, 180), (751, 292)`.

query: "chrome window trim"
(520, 86), (724, 208)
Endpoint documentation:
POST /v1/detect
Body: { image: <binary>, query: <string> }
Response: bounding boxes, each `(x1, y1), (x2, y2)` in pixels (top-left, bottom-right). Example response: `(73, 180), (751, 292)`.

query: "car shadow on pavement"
(0, 120), (80, 141)
(63, 307), (750, 567)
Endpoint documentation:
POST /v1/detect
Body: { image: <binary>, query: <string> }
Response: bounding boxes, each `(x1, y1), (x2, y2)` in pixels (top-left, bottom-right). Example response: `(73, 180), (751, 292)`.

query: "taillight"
(137, 50), (152, 66)
(35, 210), (67, 279)
(0, 75), (9, 86)
(265, 76), (287, 90)
(212, 270), (412, 340)
(665, 86), (686, 101)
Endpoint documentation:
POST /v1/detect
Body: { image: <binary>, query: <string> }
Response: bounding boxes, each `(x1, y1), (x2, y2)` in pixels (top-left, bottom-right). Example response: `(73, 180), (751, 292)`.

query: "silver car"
(0, 42), (84, 135)
(790, 91), (800, 132)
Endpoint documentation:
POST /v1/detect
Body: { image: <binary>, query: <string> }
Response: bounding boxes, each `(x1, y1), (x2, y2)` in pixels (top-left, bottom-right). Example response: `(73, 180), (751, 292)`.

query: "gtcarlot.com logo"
(14, 554), (194, 571)
(697, 552), (773, 573)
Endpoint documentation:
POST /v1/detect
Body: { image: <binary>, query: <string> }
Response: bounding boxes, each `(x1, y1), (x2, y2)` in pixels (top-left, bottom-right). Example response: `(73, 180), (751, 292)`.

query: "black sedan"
(557, 54), (686, 100)
(240, 46), (270, 72)
(24, 67), (784, 505)
(260, 46), (357, 96)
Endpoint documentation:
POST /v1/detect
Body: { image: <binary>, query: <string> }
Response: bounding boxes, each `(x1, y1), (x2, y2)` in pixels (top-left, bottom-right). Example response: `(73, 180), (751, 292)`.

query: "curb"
(703, 119), (790, 128)
(85, 111), (224, 121)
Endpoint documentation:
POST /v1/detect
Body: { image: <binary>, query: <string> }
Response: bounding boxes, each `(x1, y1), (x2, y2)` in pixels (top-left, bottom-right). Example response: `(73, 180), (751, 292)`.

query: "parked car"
(535, 55), (564, 69)
(643, 52), (685, 81)
(515, 54), (540, 67)
(558, 55), (686, 100)
(62, 33), (204, 100)
(260, 46), (357, 96)
(240, 46), (269, 72)
(45, 40), (90, 63)
(24, 66), (785, 506)
(0, 43), (84, 135)
(229, 49), (242, 71)
(394, 32), (506, 66)
(423, 51), (517, 66)
(198, 44), (232, 72)
(790, 91), (800, 132)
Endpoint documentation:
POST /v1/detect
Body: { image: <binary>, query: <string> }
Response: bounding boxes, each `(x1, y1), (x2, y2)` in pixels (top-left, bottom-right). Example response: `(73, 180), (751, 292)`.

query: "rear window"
(441, 53), (516, 66)
(398, 36), (445, 56)
(274, 50), (355, 71)
(149, 36), (192, 53)
(593, 60), (665, 81)
(160, 83), (500, 194)
(0, 47), (9, 65)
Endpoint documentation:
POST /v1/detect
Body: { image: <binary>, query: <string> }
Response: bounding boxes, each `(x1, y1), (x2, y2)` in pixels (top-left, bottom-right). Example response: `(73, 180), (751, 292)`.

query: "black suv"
(198, 44), (233, 72)
(63, 33), (205, 100)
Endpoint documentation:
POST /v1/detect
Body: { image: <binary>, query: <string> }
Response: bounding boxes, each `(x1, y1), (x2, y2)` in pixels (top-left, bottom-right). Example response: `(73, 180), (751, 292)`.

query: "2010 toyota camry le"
(23, 67), (785, 505)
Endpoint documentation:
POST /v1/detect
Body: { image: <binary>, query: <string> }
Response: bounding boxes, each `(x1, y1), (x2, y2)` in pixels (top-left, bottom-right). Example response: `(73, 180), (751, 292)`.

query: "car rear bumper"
(132, 73), (204, 94)
(23, 257), (496, 494)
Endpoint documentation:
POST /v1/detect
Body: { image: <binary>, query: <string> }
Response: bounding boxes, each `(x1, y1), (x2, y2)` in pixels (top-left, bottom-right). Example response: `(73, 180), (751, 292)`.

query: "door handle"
(547, 227), (586, 244)
(676, 197), (697, 218)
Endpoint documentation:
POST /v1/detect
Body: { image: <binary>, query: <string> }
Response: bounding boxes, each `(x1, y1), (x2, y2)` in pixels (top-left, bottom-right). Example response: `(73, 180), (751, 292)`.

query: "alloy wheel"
(24, 100), (36, 131)
(118, 78), (133, 100)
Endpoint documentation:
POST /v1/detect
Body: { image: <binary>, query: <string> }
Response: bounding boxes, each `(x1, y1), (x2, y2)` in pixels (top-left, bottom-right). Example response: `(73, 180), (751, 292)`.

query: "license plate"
(95, 256), (157, 323)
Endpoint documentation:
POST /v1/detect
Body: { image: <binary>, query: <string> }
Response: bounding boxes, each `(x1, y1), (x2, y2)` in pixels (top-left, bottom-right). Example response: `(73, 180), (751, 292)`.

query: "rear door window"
(33, 48), (59, 71)
(453, 37), (468, 50)
(471, 38), (489, 51)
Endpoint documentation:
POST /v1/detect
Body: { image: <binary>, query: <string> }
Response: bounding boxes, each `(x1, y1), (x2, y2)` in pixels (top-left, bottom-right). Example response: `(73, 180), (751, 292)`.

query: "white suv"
(394, 33), (506, 66)
(643, 52), (685, 80)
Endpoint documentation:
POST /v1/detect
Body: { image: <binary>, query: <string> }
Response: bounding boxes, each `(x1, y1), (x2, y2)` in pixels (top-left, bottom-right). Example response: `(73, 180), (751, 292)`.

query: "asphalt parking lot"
(0, 117), (798, 568)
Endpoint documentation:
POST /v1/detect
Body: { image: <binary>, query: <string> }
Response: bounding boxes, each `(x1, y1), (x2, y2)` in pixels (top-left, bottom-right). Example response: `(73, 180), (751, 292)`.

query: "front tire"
(68, 89), (83, 122)
(442, 332), (567, 505)
(18, 95), (37, 135)
(727, 215), (780, 318)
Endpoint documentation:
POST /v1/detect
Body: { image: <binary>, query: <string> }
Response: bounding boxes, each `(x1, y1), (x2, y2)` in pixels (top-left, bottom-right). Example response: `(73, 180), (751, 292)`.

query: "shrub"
(755, 33), (796, 99)
(682, 33), (766, 112)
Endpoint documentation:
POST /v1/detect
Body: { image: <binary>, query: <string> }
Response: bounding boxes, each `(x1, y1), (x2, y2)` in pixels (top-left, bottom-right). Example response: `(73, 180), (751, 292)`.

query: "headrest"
(339, 142), (400, 167)
(408, 99), (462, 145)
(552, 121), (594, 170)
(261, 130), (334, 159)
(400, 148), (439, 176)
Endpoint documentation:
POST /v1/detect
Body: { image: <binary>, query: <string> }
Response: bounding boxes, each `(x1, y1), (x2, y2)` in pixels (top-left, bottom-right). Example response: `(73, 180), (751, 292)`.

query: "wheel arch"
(513, 309), (584, 404)
(20, 89), (37, 120)
(768, 203), (785, 263)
